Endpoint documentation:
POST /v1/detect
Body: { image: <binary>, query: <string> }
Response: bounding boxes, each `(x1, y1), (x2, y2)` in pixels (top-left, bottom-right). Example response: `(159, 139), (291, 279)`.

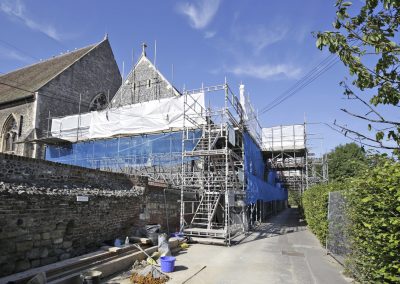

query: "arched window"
(89, 93), (107, 111)
(2, 115), (18, 153)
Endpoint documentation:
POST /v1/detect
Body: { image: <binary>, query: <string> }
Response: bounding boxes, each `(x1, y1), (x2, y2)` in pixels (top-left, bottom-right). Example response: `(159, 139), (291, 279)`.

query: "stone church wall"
(0, 40), (122, 159)
(0, 100), (35, 156)
(35, 40), (122, 158)
(0, 153), (181, 277)
(112, 56), (178, 107)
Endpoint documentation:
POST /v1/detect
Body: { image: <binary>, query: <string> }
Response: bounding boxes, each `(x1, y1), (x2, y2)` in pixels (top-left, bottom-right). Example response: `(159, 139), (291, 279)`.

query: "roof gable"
(111, 52), (180, 107)
(134, 54), (180, 96)
(0, 39), (106, 105)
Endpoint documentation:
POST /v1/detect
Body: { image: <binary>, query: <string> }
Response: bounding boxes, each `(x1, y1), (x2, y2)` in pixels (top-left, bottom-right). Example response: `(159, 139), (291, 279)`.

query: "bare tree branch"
(323, 122), (393, 149)
(333, 121), (399, 150)
(341, 108), (400, 125)
(342, 83), (386, 121)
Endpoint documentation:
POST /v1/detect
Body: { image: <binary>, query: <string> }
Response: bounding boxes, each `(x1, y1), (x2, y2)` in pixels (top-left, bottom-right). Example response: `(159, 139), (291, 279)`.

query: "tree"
(327, 143), (368, 180)
(315, 0), (400, 154)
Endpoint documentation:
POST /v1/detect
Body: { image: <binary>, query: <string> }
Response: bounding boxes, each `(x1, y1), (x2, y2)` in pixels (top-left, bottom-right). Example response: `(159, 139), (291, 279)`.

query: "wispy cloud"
(204, 30), (216, 39)
(176, 0), (221, 29)
(0, 0), (61, 41)
(234, 24), (288, 55)
(0, 45), (32, 63)
(228, 63), (302, 80)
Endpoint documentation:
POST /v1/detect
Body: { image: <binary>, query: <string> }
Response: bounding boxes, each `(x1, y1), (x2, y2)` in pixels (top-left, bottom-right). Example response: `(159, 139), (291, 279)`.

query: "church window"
(89, 93), (108, 111)
(2, 114), (18, 153)
(19, 115), (23, 137)
(147, 79), (151, 88)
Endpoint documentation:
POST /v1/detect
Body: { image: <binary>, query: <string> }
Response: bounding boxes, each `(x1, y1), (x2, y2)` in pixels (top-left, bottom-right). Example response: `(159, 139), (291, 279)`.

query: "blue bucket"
(160, 256), (176, 273)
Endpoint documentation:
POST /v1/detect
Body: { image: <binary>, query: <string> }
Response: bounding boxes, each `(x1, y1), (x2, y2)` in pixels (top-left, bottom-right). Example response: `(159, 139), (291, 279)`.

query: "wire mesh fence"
(327, 191), (350, 265)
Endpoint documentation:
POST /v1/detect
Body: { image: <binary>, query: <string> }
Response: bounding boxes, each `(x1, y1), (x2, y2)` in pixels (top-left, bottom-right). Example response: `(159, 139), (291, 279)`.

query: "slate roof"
(0, 40), (105, 105)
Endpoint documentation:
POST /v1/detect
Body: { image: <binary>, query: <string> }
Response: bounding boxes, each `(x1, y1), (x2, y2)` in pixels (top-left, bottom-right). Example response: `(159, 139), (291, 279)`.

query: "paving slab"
(166, 208), (351, 284)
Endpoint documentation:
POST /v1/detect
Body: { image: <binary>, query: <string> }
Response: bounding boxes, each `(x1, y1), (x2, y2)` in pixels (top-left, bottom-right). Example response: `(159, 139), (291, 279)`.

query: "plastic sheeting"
(45, 131), (201, 170)
(244, 132), (288, 204)
(261, 124), (305, 151)
(51, 93), (206, 142)
(51, 112), (92, 141)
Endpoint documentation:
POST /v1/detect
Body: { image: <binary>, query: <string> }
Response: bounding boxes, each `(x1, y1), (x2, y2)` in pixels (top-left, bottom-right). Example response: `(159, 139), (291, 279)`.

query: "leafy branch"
(315, 0), (400, 154)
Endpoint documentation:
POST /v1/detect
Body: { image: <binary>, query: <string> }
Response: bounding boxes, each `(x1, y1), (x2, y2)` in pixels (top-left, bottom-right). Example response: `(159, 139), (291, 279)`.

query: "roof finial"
(104, 33), (108, 40)
(141, 42), (147, 57)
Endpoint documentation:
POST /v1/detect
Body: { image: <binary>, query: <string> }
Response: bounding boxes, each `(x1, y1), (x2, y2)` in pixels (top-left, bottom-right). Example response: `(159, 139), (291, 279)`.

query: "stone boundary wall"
(0, 154), (180, 277)
(0, 152), (146, 190)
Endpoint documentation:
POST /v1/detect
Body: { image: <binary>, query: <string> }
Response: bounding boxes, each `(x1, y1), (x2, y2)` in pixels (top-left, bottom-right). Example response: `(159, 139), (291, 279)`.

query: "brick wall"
(0, 154), (181, 277)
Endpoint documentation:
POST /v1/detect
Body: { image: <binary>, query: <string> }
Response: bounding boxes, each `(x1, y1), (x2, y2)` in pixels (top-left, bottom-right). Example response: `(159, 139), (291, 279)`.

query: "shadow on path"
(234, 208), (307, 245)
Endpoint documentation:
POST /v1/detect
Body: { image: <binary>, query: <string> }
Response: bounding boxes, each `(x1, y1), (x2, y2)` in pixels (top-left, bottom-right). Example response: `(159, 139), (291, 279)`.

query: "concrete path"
(167, 208), (350, 284)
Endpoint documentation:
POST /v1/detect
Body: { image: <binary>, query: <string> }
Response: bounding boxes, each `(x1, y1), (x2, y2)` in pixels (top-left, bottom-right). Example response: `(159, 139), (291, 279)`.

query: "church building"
(0, 36), (121, 158)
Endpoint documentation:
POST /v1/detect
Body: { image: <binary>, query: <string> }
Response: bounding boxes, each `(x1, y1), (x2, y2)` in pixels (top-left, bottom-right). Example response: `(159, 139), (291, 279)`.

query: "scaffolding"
(43, 81), (288, 246)
(261, 124), (328, 194)
(180, 83), (247, 245)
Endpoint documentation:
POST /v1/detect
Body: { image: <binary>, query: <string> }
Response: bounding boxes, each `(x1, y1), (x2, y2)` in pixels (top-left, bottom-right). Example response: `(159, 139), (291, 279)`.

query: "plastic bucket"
(81, 270), (102, 284)
(160, 256), (176, 273)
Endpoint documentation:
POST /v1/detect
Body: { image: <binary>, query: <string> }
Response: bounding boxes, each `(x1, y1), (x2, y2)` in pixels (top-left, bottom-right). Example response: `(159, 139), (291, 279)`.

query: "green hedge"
(288, 189), (302, 207)
(302, 160), (400, 283)
(345, 160), (400, 283)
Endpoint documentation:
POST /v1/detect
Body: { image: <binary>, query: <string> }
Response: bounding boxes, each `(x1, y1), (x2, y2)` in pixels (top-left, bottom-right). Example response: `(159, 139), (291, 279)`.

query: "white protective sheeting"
(51, 113), (92, 141)
(51, 93), (205, 142)
(262, 124), (305, 151)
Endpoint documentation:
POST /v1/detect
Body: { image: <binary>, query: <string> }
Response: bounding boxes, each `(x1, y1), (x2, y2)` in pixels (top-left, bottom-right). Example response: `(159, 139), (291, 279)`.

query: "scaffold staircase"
(185, 124), (222, 156)
(190, 192), (221, 229)
(183, 124), (228, 242)
(180, 84), (247, 245)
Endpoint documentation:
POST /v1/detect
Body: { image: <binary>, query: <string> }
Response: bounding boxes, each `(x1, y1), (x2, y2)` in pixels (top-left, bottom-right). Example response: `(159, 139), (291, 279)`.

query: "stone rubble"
(0, 181), (145, 197)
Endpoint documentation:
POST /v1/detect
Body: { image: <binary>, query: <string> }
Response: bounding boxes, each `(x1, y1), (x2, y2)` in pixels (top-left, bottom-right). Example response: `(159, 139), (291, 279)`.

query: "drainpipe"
(32, 91), (39, 158)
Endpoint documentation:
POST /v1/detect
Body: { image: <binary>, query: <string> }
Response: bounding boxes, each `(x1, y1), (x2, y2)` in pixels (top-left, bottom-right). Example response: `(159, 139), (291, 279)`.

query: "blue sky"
(0, 0), (393, 155)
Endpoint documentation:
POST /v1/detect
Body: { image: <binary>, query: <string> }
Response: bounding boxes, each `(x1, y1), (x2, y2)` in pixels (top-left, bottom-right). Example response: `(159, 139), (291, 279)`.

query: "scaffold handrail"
(183, 84), (225, 95)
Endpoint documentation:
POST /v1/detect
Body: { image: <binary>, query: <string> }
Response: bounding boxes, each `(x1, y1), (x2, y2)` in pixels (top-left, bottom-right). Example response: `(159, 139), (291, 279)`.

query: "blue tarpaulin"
(243, 132), (288, 204)
(46, 130), (287, 204)
(45, 131), (200, 169)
